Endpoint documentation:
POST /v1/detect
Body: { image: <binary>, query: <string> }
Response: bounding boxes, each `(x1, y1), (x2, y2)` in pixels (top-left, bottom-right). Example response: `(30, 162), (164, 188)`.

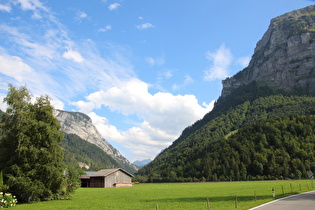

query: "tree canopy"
(0, 85), (67, 202)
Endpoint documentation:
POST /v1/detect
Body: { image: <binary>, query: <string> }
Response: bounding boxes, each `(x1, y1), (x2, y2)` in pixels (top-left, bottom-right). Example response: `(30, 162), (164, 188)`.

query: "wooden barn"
(80, 168), (134, 188)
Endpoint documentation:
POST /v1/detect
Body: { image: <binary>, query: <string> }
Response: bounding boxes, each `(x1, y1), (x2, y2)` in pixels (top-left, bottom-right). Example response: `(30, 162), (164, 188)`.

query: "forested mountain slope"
(62, 133), (121, 171)
(137, 93), (315, 181)
(137, 5), (315, 181)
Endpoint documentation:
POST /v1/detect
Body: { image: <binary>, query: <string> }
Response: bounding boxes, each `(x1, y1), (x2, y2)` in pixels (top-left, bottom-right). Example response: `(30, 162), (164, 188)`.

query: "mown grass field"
(15, 180), (314, 210)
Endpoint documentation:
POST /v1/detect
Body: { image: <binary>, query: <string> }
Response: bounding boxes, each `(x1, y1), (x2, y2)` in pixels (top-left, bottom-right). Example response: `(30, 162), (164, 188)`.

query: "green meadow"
(15, 180), (314, 210)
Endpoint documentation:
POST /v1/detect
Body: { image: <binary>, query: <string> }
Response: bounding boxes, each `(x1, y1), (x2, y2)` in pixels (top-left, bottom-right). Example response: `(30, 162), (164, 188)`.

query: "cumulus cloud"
(108, 3), (120, 11)
(137, 23), (154, 30)
(204, 44), (233, 81)
(88, 112), (124, 141)
(62, 50), (84, 63)
(73, 79), (214, 160)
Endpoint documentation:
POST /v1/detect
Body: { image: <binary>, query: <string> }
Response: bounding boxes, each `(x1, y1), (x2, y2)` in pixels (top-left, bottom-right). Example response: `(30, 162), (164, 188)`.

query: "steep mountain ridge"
(54, 110), (138, 173)
(222, 5), (315, 97)
(62, 133), (121, 170)
(137, 5), (315, 181)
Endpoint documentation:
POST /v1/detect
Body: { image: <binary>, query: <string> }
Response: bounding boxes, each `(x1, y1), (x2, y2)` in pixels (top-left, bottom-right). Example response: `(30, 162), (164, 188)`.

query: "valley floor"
(14, 180), (314, 210)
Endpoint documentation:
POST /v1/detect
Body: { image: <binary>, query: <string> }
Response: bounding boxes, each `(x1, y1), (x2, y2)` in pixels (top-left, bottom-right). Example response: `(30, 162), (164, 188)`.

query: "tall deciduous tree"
(0, 84), (65, 202)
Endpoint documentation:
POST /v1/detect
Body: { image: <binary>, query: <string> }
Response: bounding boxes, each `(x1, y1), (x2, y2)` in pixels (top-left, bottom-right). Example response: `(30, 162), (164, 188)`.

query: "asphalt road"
(249, 190), (315, 210)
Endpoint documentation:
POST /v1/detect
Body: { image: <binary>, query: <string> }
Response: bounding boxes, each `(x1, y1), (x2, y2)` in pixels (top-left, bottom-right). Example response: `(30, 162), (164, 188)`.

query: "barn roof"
(79, 175), (91, 179)
(89, 168), (134, 178)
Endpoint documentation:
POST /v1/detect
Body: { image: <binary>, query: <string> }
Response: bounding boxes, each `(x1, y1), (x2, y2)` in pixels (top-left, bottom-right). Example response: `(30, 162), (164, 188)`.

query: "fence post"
(254, 190), (256, 202)
(272, 187), (275, 198)
(235, 195), (238, 208)
(281, 185), (284, 195)
(290, 183), (293, 193)
(207, 197), (210, 210)
(156, 204), (159, 210)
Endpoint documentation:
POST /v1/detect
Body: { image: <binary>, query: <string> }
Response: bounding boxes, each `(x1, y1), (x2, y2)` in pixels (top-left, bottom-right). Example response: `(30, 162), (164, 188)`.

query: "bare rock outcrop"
(222, 5), (315, 97)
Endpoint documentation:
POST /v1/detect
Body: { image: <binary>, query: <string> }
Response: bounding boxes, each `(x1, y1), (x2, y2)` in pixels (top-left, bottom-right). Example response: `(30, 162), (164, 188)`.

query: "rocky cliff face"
(222, 5), (315, 97)
(54, 110), (138, 172)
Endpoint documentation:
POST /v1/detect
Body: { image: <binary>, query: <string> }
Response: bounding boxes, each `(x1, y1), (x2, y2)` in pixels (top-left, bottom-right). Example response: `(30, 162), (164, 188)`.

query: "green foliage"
(0, 192), (17, 208)
(0, 85), (66, 202)
(62, 133), (120, 171)
(137, 82), (315, 182)
(63, 165), (83, 195)
(0, 171), (3, 186)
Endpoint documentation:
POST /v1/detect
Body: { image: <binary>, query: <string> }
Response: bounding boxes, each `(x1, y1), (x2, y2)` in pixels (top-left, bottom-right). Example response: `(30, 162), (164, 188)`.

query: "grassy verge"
(15, 180), (314, 210)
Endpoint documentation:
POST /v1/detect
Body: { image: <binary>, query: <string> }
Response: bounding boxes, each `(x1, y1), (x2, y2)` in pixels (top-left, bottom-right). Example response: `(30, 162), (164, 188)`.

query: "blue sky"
(0, 0), (314, 162)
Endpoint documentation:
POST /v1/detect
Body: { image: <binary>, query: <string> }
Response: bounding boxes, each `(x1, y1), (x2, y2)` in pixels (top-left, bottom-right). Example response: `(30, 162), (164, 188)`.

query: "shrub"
(0, 192), (17, 208)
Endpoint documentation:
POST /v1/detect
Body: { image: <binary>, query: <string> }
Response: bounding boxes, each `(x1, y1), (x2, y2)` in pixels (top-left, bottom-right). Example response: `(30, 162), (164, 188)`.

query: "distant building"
(79, 168), (134, 188)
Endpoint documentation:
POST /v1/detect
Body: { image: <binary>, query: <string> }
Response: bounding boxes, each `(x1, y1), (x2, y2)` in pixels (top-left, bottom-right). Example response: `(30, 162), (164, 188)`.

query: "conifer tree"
(0, 84), (65, 202)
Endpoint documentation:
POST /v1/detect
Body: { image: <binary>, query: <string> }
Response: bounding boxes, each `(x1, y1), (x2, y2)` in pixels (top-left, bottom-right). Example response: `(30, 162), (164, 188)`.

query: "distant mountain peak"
(133, 159), (152, 167)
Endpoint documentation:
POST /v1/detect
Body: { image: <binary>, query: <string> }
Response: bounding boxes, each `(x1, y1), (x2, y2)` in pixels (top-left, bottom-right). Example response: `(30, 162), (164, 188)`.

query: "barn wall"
(105, 171), (132, 188)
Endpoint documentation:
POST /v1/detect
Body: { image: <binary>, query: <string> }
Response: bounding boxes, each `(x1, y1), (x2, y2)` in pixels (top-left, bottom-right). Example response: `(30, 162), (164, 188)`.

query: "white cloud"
(98, 25), (112, 32)
(15, 0), (48, 19)
(163, 71), (173, 79)
(88, 112), (124, 141)
(137, 23), (154, 30)
(62, 50), (84, 63)
(74, 79), (214, 160)
(0, 24), (58, 60)
(76, 11), (88, 21)
(16, 0), (43, 10)
(50, 98), (64, 110)
(0, 0), (215, 161)
(172, 75), (193, 90)
(0, 53), (35, 82)
(0, 4), (11, 12)
(0, 93), (8, 112)
(108, 3), (120, 11)
(237, 56), (251, 68)
(204, 44), (233, 81)
(145, 56), (165, 66)
(0, 2), (135, 103)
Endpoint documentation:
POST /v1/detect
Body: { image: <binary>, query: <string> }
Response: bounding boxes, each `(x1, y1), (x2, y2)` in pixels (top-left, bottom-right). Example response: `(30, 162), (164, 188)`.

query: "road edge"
(248, 190), (315, 210)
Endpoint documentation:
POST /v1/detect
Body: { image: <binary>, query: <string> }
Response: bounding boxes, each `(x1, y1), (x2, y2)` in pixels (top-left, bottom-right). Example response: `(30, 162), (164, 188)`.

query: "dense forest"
(144, 115), (315, 182)
(137, 82), (315, 182)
